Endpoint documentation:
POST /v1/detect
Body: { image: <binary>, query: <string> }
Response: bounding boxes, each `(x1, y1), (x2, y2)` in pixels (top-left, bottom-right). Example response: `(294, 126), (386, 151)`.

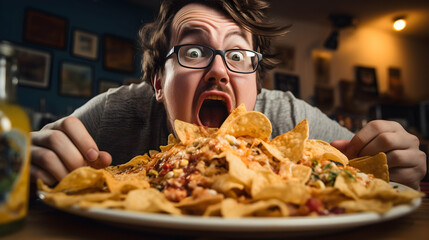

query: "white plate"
(38, 182), (421, 237)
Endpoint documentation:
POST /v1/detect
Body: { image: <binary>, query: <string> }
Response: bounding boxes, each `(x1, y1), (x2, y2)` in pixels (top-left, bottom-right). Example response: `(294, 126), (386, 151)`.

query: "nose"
(204, 55), (229, 84)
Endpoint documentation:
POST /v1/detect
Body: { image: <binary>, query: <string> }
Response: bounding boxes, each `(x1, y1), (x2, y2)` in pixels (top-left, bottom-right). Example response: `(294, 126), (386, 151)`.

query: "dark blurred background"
(0, 0), (428, 165)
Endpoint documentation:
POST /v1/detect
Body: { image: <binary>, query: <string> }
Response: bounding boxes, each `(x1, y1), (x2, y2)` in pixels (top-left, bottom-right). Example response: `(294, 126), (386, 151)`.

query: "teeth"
(206, 95), (226, 102)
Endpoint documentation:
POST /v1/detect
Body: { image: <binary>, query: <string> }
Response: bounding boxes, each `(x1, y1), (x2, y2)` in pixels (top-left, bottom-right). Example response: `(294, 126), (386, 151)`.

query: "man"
(31, 0), (426, 190)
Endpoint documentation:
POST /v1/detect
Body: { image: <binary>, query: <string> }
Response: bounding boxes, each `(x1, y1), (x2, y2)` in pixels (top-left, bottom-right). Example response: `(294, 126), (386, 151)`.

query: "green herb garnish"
(328, 171), (339, 186)
(344, 170), (356, 181)
(323, 163), (332, 170)
(329, 160), (344, 167)
(311, 158), (318, 168)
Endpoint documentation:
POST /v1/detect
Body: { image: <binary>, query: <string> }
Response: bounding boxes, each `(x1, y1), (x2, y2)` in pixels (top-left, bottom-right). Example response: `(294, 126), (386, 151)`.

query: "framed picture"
(274, 72), (300, 98)
(23, 9), (67, 49)
(72, 29), (99, 60)
(313, 50), (331, 85)
(98, 79), (120, 94)
(59, 61), (93, 97)
(314, 86), (334, 111)
(275, 45), (295, 71)
(14, 45), (51, 88)
(338, 80), (355, 110)
(355, 66), (378, 99)
(388, 67), (404, 99)
(103, 35), (135, 73)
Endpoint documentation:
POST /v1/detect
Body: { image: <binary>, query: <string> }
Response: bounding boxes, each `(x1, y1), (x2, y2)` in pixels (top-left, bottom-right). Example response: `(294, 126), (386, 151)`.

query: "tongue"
(199, 100), (228, 128)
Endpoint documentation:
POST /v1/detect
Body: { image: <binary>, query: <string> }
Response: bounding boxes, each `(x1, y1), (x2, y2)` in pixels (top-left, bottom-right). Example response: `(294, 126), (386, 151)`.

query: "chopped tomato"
(306, 198), (325, 214)
(159, 162), (172, 176)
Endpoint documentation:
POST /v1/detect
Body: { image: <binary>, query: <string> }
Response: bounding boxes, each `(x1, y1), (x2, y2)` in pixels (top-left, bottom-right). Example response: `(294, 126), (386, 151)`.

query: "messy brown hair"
(139, 0), (289, 92)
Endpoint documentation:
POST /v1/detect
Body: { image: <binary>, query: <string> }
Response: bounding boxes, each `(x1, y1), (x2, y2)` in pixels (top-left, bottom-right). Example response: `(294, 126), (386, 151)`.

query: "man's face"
(154, 3), (258, 133)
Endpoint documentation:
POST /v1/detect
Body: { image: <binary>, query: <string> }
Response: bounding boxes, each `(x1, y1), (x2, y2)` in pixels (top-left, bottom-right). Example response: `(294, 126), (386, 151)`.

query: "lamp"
(393, 17), (406, 31)
(324, 30), (339, 50)
(324, 14), (354, 50)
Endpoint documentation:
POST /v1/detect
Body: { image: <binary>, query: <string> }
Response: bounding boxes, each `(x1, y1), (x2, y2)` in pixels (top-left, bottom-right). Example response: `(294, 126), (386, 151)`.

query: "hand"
(331, 120), (427, 190)
(31, 116), (112, 186)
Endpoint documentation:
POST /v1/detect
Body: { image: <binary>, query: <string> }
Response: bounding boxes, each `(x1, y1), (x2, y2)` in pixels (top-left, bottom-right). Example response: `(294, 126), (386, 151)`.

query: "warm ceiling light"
(393, 18), (406, 31)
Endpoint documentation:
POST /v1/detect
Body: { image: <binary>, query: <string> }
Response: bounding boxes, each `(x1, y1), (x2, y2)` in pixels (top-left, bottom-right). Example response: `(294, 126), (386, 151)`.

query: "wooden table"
(3, 197), (429, 240)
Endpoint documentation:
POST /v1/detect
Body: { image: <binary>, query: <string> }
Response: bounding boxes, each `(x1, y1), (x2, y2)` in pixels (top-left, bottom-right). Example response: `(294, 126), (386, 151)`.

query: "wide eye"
(227, 51), (244, 62)
(185, 47), (203, 58)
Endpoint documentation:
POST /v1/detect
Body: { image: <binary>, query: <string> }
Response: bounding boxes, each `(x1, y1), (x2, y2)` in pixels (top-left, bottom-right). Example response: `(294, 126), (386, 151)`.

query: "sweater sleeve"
(255, 89), (354, 142)
(71, 91), (107, 144)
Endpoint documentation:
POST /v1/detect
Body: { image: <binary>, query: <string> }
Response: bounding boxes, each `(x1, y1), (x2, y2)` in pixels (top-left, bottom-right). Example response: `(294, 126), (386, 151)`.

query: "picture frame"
(314, 86), (334, 111)
(103, 35), (135, 73)
(355, 66), (378, 99)
(338, 80), (356, 110)
(313, 51), (331, 85)
(23, 9), (67, 49)
(275, 45), (295, 71)
(59, 61), (93, 97)
(388, 67), (404, 100)
(98, 79), (120, 94)
(14, 45), (51, 88)
(72, 29), (99, 60)
(274, 72), (300, 98)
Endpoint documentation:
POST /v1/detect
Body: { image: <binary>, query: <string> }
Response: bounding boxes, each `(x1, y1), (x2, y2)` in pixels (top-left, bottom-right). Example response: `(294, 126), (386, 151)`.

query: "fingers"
(50, 117), (101, 162)
(31, 145), (70, 180)
(90, 151), (112, 169)
(386, 148), (427, 168)
(358, 131), (418, 157)
(335, 120), (426, 189)
(330, 140), (350, 154)
(31, 116), (112, 186)
(389, 166), (426, 190)
(37, 116), (112, 169)
(30, 163), (57, 187)
(31, 130), (87, 172)
(345, 120), (405, 158)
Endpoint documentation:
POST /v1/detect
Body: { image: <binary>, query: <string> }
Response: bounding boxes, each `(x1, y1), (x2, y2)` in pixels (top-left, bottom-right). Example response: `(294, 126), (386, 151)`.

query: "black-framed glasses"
(165, 44), (263, 74)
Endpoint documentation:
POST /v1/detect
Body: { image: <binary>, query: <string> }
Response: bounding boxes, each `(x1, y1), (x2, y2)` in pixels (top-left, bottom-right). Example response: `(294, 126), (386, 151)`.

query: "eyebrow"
(178, 27), (207, 41)
(225, 30), (251, 46)
(177, 26), (251, 46)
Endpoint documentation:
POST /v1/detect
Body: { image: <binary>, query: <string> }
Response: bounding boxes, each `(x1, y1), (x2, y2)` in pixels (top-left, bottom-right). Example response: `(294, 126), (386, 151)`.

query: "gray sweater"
(73, 82), (353, 164)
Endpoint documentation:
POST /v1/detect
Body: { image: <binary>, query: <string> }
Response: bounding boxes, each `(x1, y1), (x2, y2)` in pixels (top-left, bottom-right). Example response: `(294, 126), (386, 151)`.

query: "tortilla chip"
(42, 192), (119, 208)
(291, 164), (312, 184)
(220, 198), (290, 218)
(218, 104), (247, 134)
(125, 189), (181, 215)
(348, 152), (389, 182)
(174, 120), (207, 144)
(252, 182), (310, 205)
(265, 120), (308, 163)
(220, 112), (272, 141)
(305, 139), (349, 166)
(212, 174), (245, 197)
(175, 193), (224, 215)
(338, 199), (393, 213)
(39, 167), (106, 193)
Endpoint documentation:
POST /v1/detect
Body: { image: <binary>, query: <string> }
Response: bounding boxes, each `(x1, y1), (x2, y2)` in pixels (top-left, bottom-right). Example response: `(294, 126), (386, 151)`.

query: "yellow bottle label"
(0, 104), (31, 225)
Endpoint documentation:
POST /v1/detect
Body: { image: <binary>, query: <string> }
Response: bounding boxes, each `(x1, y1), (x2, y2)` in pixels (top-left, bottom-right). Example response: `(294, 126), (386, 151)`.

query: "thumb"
(330, 140), (351, 156)
(88, 151), (112, 169)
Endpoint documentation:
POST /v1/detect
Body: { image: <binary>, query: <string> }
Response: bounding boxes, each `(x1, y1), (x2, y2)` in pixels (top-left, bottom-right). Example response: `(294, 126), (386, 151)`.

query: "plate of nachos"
(38, 105), (424, 235)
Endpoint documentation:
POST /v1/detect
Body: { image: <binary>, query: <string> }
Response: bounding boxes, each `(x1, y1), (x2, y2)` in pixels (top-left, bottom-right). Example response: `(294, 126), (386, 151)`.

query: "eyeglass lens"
(178, 45), (258, 73)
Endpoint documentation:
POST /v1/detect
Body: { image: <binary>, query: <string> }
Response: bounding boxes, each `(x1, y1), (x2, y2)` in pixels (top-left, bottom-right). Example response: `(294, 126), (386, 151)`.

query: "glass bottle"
(0, 41), (31, 235)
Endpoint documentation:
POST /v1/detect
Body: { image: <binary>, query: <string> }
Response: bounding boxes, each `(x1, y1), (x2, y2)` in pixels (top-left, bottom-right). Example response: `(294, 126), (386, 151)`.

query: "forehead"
(170, 3), (252, 46)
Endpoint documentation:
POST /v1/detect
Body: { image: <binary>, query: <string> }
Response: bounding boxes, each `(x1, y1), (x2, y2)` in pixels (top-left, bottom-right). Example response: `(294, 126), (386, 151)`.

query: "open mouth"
(198, 95), (229, 128)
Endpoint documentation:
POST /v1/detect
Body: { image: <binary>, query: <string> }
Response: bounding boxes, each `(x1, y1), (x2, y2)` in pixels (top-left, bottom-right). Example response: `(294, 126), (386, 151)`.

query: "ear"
(152, 73), (164, 102)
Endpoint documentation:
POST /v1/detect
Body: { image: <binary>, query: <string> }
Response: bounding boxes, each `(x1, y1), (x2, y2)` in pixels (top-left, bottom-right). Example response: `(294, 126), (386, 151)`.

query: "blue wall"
(0, 0), (153, 116)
